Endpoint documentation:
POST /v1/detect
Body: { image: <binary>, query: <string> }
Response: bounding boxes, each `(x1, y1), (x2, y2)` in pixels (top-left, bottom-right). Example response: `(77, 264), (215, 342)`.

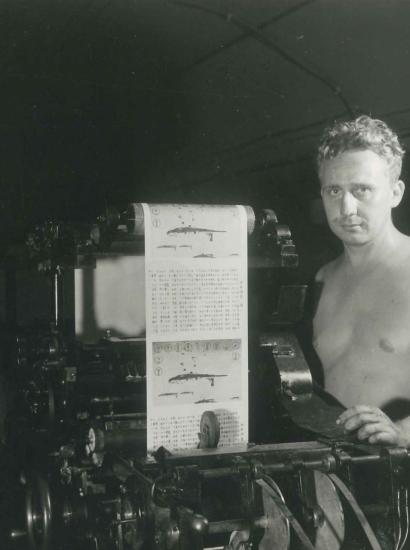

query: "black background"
(2, 0), (410, 277)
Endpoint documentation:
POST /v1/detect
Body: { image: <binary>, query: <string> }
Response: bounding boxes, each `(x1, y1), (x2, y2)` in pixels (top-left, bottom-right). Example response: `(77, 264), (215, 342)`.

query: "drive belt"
(256, 477), (316, 550)
(328, 473), (383, 550)
(258, 473), (385, 550)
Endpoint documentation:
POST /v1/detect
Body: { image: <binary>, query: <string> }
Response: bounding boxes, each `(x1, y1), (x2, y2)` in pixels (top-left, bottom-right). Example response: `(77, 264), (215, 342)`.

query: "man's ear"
(392, 179), (405, 207)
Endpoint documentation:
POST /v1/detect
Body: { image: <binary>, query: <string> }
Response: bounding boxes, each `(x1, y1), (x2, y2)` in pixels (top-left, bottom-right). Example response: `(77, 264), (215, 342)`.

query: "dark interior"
(2, 0), (410, 279)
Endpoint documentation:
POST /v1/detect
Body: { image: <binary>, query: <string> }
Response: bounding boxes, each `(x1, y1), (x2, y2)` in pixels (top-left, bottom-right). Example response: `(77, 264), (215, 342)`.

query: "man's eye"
(354, 186), (372, 197)
(325, 187), (341, 197)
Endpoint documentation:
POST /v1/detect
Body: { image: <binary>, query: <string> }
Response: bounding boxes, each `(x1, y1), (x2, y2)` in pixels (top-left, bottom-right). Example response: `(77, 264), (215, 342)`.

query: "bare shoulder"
(392, 233), (410, 271)
(315, 256), (342, 283)
(401, 233), (410, 259)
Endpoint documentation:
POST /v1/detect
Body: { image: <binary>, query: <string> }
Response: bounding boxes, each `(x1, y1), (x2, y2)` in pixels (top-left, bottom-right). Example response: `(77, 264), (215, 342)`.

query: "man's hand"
(337, 405), (410, 447)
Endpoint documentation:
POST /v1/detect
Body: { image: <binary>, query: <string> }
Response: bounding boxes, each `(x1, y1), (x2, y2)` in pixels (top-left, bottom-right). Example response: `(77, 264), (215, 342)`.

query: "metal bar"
(361, 504), (391, 516)
(199, 452), (387, 479)
(200, 467), (239, 478)
(349, 455), (384, 465)
(112, 454), (153, 487)
(208, 519), (251, 534)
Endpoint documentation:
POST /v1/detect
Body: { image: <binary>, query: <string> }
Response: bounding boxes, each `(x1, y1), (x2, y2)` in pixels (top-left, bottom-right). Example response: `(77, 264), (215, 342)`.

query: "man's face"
(319, 150), (404, 246)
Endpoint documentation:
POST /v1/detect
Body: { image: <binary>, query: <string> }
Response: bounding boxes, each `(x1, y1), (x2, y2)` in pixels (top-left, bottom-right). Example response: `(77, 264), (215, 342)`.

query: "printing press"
(3, 203), (410, 550)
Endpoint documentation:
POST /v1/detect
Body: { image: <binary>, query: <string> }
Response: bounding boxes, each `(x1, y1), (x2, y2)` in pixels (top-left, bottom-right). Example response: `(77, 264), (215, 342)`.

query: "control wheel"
(25, 473), (52, 550)
(83, 425), (105, 457)
(198, 411), (220, 449)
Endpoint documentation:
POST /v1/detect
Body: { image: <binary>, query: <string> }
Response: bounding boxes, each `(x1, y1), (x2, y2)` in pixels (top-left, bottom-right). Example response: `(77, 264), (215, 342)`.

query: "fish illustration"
(168, 372), (228, 387)
(167, 226), (226, 242)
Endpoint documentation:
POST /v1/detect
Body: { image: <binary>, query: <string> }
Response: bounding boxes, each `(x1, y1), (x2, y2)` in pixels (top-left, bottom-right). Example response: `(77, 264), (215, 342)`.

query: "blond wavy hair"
(317, 115), (405, 181)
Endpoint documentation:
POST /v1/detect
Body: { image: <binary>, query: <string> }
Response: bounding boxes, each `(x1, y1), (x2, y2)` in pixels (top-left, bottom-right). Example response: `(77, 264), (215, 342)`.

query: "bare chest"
(314, 271), (410, 362)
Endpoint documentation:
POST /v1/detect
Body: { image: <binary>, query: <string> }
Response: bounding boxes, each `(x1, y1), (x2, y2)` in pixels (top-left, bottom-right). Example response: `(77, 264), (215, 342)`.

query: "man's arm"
(315, 264), (326, 284)
(337, 406), (410, 447)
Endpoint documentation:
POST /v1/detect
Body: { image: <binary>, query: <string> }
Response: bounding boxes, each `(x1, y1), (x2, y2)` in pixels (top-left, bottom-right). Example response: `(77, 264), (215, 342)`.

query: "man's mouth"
(340, 223), (363, 232)
(337, 220), (364, 231)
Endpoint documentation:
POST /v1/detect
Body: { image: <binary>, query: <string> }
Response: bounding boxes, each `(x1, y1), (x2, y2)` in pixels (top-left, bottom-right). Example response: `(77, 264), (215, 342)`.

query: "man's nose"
(340, 191), (357, 216)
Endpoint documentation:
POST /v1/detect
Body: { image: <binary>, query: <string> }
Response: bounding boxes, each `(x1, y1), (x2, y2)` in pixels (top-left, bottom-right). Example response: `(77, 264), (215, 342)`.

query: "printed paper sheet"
(143, 203), (248, 452)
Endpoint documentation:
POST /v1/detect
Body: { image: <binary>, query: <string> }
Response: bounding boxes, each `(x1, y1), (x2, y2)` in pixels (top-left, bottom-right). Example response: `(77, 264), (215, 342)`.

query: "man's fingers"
(357, 421), (393, 440)
(368, 432), (397, 445)
(336, 406), (405, 447)
(337, 405), (378, 424)
(343, 411), (386, 432)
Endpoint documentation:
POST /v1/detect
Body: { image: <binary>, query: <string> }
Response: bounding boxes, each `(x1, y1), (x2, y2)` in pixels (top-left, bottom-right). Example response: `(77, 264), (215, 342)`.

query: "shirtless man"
(313, 115), (410, 447)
